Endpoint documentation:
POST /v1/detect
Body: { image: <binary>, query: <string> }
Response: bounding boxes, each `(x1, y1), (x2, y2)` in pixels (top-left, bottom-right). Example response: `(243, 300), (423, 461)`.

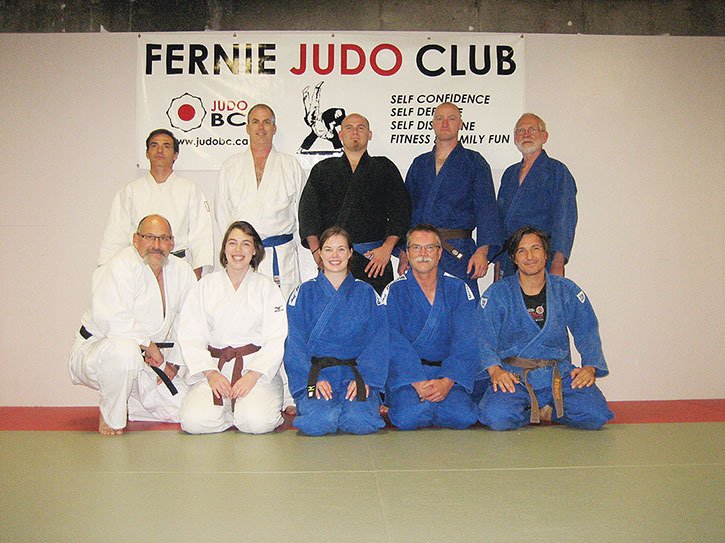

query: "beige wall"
(0, 33), (722, 405)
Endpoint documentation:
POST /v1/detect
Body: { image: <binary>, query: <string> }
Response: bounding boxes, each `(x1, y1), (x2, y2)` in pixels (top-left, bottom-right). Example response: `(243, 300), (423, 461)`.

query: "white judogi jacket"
(214, 148), (306, 296)
(81, 246), (196, 352)
(98, 173), (214, 271)
(178, 269), (288, 386)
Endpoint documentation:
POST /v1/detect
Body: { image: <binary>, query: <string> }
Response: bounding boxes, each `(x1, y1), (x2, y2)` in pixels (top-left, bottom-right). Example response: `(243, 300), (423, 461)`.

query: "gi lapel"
(421, 143), (461, 219)
(306, 273), (355, 349)
(335, 153), (368, 227)
(410, 271), (444, 351)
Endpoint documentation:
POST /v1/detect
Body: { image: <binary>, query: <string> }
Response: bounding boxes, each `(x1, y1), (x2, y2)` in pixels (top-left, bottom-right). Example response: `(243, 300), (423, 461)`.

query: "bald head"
(340, 113), (372, 153)
(432, 102), (462, 143)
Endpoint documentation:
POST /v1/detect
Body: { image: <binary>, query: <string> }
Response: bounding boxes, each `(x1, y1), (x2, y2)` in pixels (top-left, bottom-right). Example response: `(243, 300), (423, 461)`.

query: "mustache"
(413, 256), (433, 263)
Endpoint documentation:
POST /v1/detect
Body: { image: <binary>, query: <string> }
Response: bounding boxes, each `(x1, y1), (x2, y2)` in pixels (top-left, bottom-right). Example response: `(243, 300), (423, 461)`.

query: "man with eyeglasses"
(402, 102), (502, 297)
(496, 113), (578, 278)
(98, 129), (214, 280)
(381, 224), (479, 430)
(299, 113), (411, 295)
(70, 214), (196, 435)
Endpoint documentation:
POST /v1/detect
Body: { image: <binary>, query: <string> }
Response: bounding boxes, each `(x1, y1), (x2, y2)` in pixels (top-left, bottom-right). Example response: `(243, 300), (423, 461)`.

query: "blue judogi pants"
(293, 385), (384, 437)
(387, 365), (478, 430)
(478, 373), (613, 430)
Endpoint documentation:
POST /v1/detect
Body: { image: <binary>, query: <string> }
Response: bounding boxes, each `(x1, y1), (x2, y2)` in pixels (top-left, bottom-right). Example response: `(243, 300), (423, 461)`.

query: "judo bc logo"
(577, 290), (586, 304)
(166, 93), (207, 132)
(298, 81), (346, 155)
(480, 297), (488, 310)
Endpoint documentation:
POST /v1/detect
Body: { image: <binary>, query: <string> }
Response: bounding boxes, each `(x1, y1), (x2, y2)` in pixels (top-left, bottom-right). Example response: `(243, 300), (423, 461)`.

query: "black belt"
(78, 326), (178, 395)
(421, 359), (442, 367)
(307, 356), (367, 402)
(171, 249), (186, 258)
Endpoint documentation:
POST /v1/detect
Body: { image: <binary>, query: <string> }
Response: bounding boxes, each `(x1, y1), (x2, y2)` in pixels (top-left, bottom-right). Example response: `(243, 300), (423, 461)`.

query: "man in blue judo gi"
(496, 113), (578, 278)
(478, 226), (613, 430)
(383, 224), (479, 430)
(401, 102), (502, 296)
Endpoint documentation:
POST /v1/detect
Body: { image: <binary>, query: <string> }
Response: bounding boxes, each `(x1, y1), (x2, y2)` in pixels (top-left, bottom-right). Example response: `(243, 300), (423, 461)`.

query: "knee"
(338, 402), (384, 435)
(235, 409), (282, 435)
(102, 338), (143, 374)
(389, 402), (431, 431)
(478, 399), (526, 431)
(294, 400), (339, 437)
(436, 404), (477, 430)
(179, 398), (223, 435)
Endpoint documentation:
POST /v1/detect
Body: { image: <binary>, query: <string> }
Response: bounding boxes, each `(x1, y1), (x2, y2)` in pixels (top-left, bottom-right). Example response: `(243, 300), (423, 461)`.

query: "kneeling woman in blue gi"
(284, 226), (389, 436)
(478, 226), (613, 430)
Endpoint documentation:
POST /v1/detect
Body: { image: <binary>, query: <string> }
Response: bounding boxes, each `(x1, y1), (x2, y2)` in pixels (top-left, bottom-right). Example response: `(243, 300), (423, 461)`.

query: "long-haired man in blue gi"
(495, 113), (577, 279)
(401, 102), (502, 297)
(382, 224), (480, 430)
(478, 226), (613, 430)
(284, 226), (389, 436)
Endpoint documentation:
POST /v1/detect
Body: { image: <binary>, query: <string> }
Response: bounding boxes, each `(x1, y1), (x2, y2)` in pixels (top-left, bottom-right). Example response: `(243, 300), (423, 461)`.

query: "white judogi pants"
(69, 334), (187, 429)
(179, 370), (284, 435)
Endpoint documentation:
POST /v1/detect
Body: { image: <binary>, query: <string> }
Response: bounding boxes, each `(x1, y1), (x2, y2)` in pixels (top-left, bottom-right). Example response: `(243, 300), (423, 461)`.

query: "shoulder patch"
(480, 297), (488, 309)
(577, 290), (586, 304)
(288, 286), (300, 306)
(464, 283), (475, 301)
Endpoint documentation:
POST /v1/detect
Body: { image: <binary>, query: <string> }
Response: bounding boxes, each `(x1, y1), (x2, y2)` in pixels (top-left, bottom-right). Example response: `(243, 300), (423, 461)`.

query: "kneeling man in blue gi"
(478, 226), (613, 430)
(383, 224), (479, 430)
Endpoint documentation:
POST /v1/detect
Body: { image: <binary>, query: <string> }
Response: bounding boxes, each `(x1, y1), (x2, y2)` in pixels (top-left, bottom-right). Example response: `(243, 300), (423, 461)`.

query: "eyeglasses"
(515, 127), (543, 136)
(407, 244), (441, 253)
(137, 233), (173, 243)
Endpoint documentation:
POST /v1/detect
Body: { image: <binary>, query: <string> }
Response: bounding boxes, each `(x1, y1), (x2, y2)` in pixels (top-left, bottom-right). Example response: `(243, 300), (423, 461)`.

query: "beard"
(515, 141), (541, 156)
(143, 251), (169, 267)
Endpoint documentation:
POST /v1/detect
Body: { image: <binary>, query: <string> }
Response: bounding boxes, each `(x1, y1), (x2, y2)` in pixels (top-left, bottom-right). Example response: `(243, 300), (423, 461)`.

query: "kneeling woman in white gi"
(284, 226), (389, 436)
(178, 220), (288, 434)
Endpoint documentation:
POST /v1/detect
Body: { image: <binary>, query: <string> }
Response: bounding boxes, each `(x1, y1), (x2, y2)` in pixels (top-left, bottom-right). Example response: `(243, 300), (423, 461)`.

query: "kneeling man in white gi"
(383, 224), (480, 430)
(70, 214), (196, 435)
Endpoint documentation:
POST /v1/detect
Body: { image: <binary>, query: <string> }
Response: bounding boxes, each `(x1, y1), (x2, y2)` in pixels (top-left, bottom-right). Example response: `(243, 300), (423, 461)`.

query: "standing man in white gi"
(214, 103), (306, 300)
(70, 214), (196, 435)
(98, 129), (214, 279)
(214, 103), (306, 414)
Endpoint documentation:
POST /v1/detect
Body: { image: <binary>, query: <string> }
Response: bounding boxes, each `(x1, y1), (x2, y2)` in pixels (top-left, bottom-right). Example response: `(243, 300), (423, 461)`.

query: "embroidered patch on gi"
(577, 290), (586, 304)
(480, 297), (488, 309)
(274, 305), (285, 313)
(288, 286), (300, 306)
(203, 200), (210, 213)
(379, 285), (390, 305)
(464, 284), (475, 301)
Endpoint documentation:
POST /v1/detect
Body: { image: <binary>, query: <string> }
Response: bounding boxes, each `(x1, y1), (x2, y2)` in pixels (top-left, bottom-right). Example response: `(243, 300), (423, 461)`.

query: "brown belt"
(208, 344), (261, 409)
(504, 356), (564, 423)
(437, 229), (473, 260)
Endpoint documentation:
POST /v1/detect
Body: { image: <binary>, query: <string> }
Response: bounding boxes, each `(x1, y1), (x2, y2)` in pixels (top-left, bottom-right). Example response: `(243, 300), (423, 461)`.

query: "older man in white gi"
(70, 214), (196, 435)
(214, 104), (306, 300)
(98, 129), (214, 279)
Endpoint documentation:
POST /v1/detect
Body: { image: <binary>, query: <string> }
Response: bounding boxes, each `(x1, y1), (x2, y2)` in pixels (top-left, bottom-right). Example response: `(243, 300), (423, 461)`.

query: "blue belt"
(353, 240), (383, 259)
(262, 234), (293, 284)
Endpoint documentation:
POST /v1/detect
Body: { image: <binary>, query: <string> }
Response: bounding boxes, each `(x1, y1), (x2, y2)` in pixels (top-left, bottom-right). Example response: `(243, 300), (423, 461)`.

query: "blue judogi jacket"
(497, 150), (578, 275)
(383, 270), (480, 393)
(284, 272), (389, 396)
(478, 273), (608, 390)
(405, 143), (502, 279)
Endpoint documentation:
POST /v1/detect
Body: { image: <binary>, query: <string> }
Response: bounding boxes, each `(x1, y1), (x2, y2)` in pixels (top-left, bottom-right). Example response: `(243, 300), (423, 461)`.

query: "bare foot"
(98, 414), (124, 436)
(283, 405), (297, 416)
(379, 405), (389, 416)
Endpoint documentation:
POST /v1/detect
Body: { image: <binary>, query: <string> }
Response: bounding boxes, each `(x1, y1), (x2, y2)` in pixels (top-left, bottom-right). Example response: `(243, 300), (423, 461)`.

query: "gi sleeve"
(298, 166), (324, 248)
(186, 183), (214, 271)
(177, 279), (217, 385)
(381, 157), (412, 241)
(548, 162), (578, 262)
(355, 288), (390, 391)
(478, 284), (506, 372)
(98, 186), (133, 266)
(384, 284), (427, 391)
(283, 286), (313, 396)
(471, 153), (502, 255)
(439, 283), (480, 392)
(243, 281), (288, 382)
(564, 281), (608, 377)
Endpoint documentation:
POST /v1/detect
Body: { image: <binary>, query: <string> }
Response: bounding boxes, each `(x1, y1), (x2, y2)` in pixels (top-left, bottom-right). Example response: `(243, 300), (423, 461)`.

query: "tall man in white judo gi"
(495, 113), (577, 278)
(70, 215), (196, 435)
(214, 103), (306, 300)
(383, 224), (480, 430)
(402, 102), (501, 297)
(98, 129), (214, 279)
(478, 226), (613, 430)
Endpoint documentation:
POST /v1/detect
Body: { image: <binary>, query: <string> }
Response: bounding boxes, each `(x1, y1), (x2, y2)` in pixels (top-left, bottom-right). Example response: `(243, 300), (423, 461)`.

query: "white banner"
(137, 32), (525, 173)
